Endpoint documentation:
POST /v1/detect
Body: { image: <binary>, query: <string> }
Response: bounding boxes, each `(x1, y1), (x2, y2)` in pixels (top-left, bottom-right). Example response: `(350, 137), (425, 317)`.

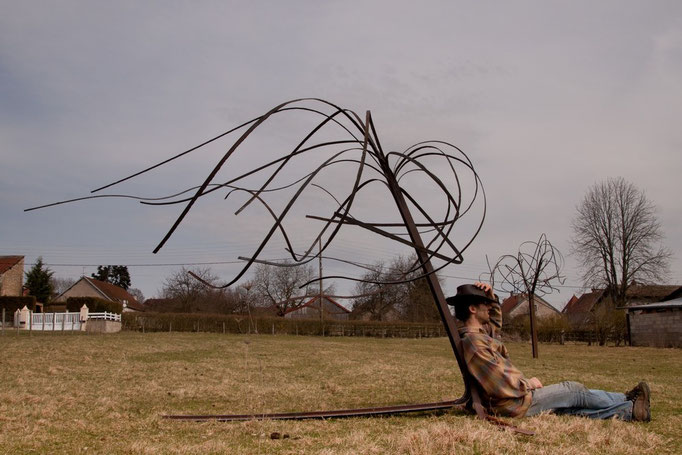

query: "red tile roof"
(0, 256), (23, 275)
(501, 293), (559, 314)
(85, 277), (144, 310)
(501, 294), (522, 314)
(662, 287), (682, 302)
(564, 295), (578, 311)
(285, 295), (351, 315)
(562, 290), (604, 314)
(625, 284), (679, 300)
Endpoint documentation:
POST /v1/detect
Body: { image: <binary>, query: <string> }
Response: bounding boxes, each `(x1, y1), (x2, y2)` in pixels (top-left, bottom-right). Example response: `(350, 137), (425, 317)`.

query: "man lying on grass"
(446, 282), (651, 422)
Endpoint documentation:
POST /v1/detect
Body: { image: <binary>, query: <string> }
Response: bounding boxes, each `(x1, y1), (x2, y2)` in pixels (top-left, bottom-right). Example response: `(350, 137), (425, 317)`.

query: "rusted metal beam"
(366, 110), (485, 421)
(162, 400), (463, 422)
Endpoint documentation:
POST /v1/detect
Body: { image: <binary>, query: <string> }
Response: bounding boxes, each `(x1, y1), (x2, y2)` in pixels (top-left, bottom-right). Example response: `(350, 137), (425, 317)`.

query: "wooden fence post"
(223, 322), (225, 334)
(1, 308), (4, 336)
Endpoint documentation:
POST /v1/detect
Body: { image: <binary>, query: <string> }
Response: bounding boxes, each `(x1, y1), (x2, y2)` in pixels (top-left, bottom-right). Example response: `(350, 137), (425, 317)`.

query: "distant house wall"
(286, 305), (320, 320)
(352, 308), (402, 322)
(565, 312), (590, 326)
(53, 280), (103, 302)
(629, 309), (682, 348)
(0, 257), (24, 297)
(507, 297), (559, 319)
(286, 298), (350, 321)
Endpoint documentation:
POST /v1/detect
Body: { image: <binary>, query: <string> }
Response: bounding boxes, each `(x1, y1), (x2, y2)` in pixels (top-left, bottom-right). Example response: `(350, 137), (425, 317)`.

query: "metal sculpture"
(27, 98), (532, 433)
(486, 233), (565, 358)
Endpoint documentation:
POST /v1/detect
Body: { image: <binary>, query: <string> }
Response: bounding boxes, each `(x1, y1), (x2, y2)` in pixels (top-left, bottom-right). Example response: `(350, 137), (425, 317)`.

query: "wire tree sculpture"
(486, 233), (565, 358)
(27, 98), (521, 427)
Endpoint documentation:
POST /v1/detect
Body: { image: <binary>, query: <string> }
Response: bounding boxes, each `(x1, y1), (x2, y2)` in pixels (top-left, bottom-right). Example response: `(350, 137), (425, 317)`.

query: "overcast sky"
(2, 1), (681, 308)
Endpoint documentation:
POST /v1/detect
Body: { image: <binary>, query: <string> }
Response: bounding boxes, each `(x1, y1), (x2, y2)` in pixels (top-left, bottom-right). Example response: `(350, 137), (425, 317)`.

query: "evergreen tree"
(92, 265), (131, 290)
(25, 257), (54, 303)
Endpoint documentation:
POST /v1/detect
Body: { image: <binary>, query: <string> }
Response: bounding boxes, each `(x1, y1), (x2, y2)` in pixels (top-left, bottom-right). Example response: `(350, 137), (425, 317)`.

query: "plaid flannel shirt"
(459, 306), (532, 417)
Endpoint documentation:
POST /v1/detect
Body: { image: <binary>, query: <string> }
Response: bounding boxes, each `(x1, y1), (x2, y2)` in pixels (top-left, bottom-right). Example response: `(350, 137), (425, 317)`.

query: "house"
(564, 295), (578, 311)
(563, 284), (680, 326)
(53, 276), (145, 312)
(621, 284), (679, 306)
(351, 305), (402, 322)
(621, 285), (682, 348)
(0, 256), (24, 297)
(284, 295), (351, 321)
(501, 293), (560, 319)
(562, 290), (605, 326)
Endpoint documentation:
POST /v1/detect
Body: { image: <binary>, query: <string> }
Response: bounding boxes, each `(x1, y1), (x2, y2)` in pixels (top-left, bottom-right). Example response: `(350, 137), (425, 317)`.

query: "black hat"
(445, 284), (497, 307)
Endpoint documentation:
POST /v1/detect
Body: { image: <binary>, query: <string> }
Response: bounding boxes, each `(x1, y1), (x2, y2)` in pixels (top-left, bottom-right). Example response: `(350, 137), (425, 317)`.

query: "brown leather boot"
(629, 381), (651, 422)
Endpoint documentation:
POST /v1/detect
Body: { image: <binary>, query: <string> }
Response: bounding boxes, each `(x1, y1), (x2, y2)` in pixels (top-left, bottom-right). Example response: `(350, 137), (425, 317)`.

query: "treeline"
(150, 256), (444, 323)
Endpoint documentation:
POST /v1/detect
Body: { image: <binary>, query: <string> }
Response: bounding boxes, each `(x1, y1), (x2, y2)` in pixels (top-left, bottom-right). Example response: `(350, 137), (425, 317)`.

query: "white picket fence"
(12, 306), (121, 332)
(88, 312), (121, 322)
(27, 312), (83, 331)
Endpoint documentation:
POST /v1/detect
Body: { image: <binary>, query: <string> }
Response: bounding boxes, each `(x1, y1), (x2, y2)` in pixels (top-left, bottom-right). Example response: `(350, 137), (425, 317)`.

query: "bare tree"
(50, 276), (76, 297)
(128, 287), (145, 303)
(160, 267), (238, 313)
(252, 262), (315, 316)
(352, 262), (401, 321)
(351, 255), (442, 322)
(487, 234), (565, 358)
(572, 177), (671, 307)
(392, 255), (442, 322)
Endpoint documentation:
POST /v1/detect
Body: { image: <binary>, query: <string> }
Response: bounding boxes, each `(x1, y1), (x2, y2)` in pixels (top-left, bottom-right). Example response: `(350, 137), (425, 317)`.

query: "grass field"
(1, 331), (680, 454)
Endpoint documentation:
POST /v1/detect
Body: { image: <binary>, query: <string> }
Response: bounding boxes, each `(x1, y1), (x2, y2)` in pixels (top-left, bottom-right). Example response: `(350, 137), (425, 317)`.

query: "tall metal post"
(528, 294), (539, 358)
(319, 238), (323, 324)
(373, 126), (486, 419)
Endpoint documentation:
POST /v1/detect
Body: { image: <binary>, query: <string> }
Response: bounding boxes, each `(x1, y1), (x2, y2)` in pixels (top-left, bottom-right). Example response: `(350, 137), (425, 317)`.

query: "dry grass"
(0, 331), (679, 454)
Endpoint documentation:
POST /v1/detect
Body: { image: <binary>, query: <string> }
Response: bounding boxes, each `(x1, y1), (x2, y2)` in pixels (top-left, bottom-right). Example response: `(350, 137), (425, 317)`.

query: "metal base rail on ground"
(161, 399), (534, 435)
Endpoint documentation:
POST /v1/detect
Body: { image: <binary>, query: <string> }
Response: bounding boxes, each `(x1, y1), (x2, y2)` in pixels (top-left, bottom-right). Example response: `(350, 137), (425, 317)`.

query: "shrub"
(43, 304), (67, 313)
(66, 297), (123, 314)
(536, 314), (571, 343)
(0, 295), (37, 313)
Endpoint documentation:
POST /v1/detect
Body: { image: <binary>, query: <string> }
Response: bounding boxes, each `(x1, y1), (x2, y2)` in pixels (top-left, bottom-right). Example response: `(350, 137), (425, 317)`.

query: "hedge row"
(122, 312), (447, 338)
(0, 296), (37, 313)
(43, 304), (67, 313)
(66, 297), (123, 314)
(502, 323), (628, 346)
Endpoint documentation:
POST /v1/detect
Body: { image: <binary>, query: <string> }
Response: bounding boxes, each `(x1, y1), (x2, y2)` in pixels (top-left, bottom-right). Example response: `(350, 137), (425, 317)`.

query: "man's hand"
(528, 377), (543, 389)
(473, 281), (496, 301)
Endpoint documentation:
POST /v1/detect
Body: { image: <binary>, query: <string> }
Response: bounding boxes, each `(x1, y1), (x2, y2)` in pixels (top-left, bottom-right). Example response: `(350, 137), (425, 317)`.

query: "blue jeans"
(525, 381), (633, 420)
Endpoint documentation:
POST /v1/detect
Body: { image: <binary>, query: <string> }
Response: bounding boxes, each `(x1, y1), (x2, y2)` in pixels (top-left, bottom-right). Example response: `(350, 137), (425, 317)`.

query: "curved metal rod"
(27, 98), (487, 296)
(91, 102), (366, 193)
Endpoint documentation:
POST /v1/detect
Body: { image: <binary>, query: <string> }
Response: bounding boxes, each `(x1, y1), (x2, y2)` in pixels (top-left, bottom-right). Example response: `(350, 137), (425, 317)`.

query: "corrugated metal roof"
(620, 298), (682, 311)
